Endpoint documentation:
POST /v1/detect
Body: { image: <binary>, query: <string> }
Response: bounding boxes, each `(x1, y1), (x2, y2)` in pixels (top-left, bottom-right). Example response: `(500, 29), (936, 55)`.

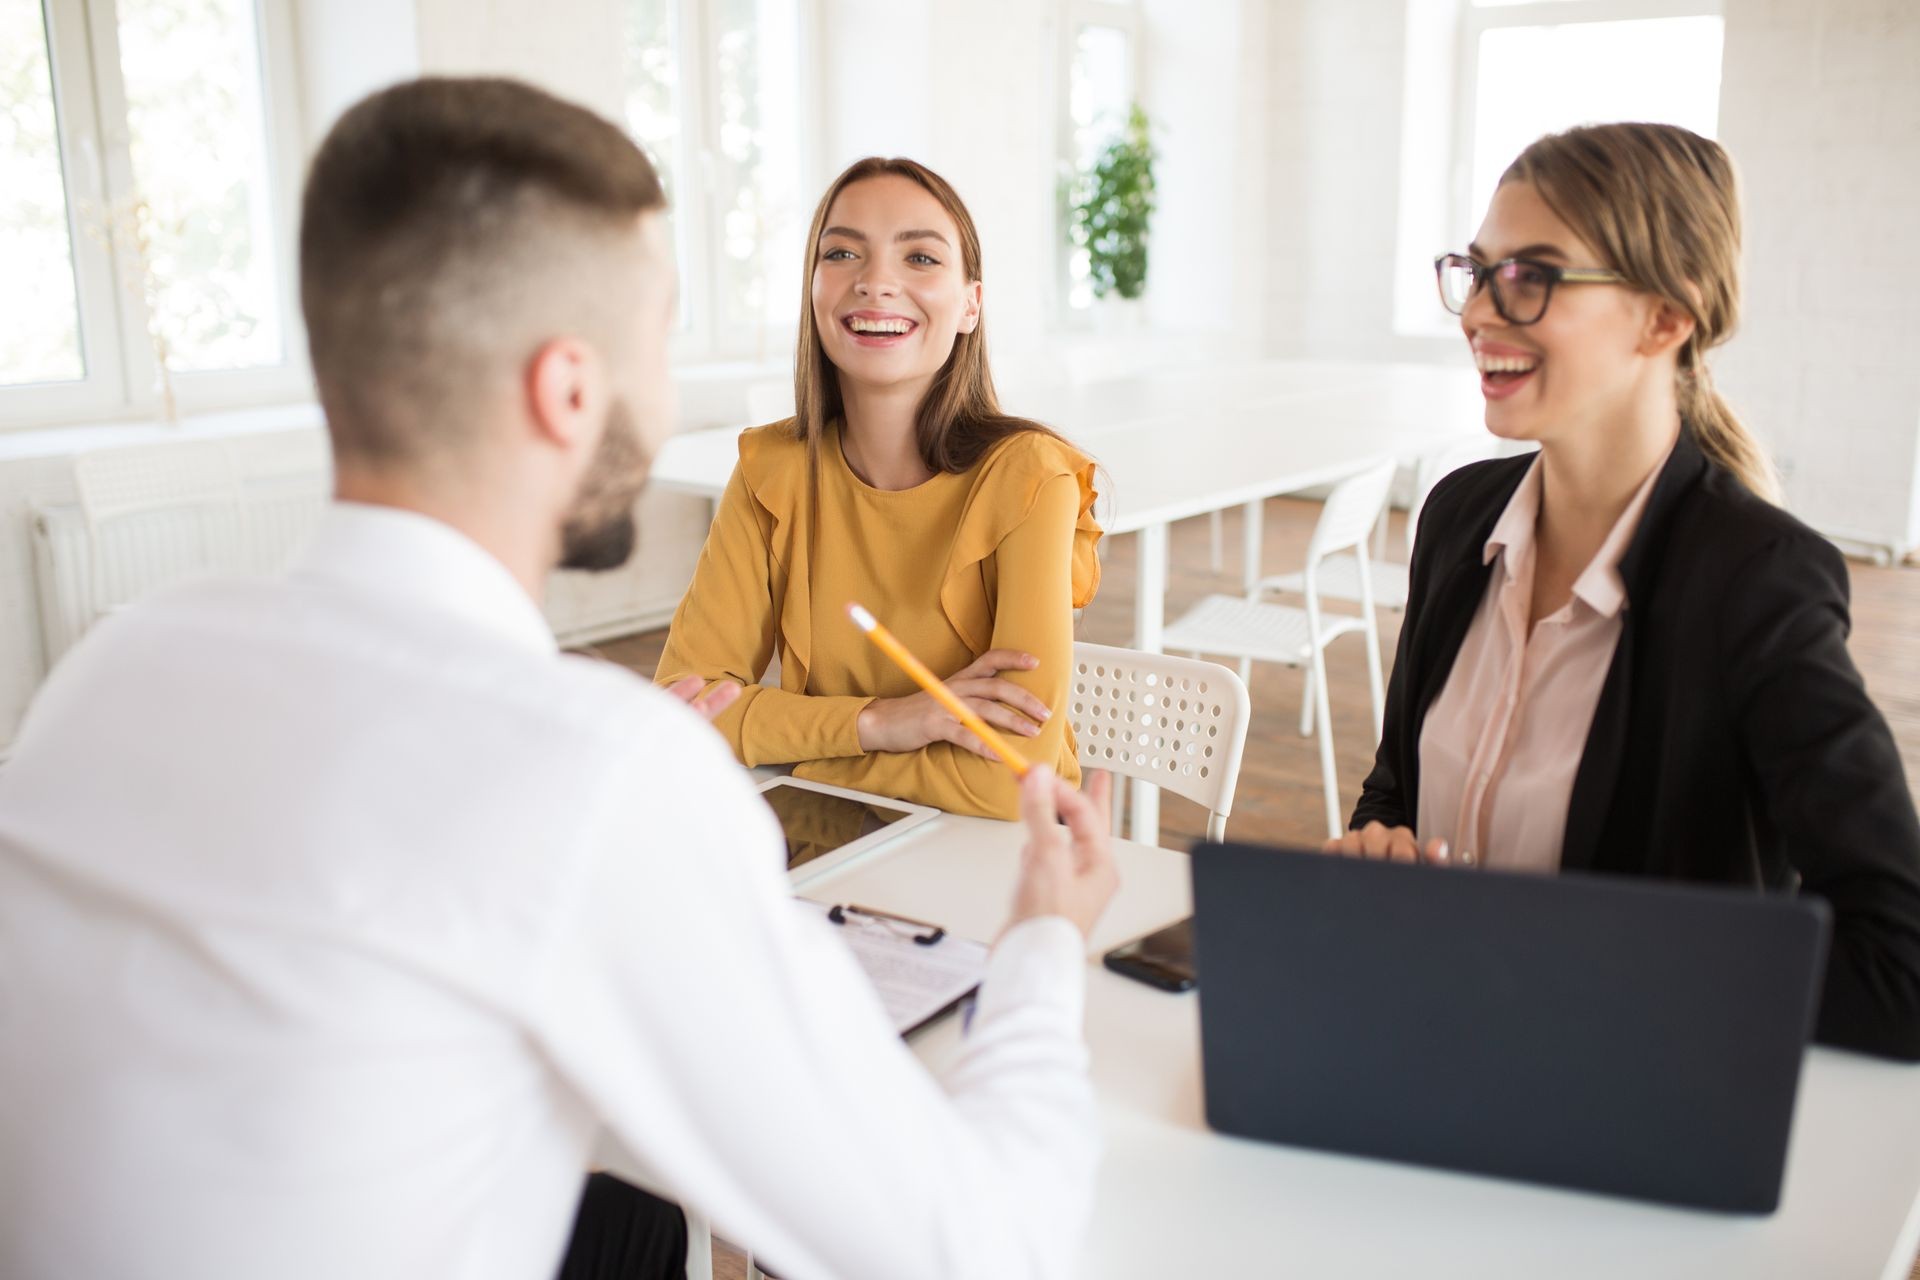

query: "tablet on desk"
(757, 776), (937, 885)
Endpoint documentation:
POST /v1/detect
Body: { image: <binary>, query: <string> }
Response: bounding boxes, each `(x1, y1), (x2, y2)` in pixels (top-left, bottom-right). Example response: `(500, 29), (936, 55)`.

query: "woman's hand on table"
(855, 648), (1052, 759)
(1323, 820), (1451, 865)
(1008, 767), (1118, 940)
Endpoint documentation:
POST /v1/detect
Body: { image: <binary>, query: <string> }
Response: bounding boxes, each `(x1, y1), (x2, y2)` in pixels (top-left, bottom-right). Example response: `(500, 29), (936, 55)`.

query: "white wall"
(1260, 0), (1920, 558)
(296, 0), (421, 145)
(1714, 0), (1920, 559)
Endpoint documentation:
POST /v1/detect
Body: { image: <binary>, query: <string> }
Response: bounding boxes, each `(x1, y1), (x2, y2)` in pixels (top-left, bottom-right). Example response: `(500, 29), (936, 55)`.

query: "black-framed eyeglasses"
(1433, 253), (1627, 326)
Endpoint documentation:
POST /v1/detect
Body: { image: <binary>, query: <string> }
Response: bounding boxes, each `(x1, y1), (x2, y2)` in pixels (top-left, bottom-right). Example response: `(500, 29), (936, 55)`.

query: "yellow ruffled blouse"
(656, 420), (1102, 820)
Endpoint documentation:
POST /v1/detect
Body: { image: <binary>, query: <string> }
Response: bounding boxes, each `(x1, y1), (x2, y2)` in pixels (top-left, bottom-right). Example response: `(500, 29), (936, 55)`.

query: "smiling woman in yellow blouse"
(655, 157), (1101, 820)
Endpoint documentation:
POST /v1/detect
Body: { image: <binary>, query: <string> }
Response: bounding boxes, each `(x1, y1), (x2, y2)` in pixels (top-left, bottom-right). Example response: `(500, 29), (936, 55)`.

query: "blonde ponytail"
(1678, 363), (1779, 503)
(1504, 123), (1780, 504)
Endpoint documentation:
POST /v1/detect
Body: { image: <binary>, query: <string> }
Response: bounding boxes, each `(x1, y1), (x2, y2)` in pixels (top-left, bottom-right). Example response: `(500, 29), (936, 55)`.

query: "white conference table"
(784, 812), (1920, 1280)
(650, 359), (1490, 845)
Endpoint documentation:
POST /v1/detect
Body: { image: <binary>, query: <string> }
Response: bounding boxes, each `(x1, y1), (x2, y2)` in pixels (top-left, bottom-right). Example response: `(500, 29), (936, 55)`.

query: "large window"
(1058, 0), (1140, 315)
(1395, 0), (1724, 335)
(624, 0), (807, 363)
(1456, 0), (1723, 233)
(0, 0), (305, 428)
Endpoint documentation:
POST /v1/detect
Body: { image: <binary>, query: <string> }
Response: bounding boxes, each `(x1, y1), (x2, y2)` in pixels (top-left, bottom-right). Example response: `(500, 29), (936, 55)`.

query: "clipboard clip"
(828, 902), (947, 946)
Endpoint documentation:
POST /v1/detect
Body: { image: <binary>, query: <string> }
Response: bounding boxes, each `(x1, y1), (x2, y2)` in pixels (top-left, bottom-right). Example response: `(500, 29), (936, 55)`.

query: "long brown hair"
(791, 156), (1059, 473)
(1502, 123), (1779, 502)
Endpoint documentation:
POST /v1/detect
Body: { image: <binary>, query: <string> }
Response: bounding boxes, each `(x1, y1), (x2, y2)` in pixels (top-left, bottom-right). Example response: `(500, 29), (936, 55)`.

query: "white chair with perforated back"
(1160, 458), (1397, 839)
(1258, 437), (1500, 612)
(72, 440), (246, 629)
(1068, 642), (1251, 842)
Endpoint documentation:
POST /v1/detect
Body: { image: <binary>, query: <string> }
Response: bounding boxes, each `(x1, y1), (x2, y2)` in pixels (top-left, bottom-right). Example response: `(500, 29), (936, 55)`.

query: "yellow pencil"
(846, 602), (1032, 778)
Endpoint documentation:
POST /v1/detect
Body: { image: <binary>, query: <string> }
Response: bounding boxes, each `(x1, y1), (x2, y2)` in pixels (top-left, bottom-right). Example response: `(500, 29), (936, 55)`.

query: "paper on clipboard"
(796, 899), (988, 1036)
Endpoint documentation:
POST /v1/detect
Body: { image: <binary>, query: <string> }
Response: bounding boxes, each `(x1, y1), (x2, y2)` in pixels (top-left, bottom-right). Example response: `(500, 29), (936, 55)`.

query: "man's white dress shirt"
(0, 503), (1096, 1280)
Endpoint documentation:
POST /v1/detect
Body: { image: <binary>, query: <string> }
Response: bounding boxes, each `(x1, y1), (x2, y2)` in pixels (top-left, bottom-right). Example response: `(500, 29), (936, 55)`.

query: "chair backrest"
(1406, 436), (1502, 559)
(1305, 458), (1399, 564)
(1069, 642), (1251, 841)
(744, 377), (794, 424)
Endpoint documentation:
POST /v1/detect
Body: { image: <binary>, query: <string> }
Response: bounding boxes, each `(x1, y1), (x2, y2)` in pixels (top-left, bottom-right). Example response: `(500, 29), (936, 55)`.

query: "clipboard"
(797, 899), (987, 1037)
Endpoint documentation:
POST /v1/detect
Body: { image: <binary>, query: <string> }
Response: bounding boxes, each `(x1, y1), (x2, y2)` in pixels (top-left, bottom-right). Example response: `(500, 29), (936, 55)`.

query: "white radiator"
(30, 478), (329, 667)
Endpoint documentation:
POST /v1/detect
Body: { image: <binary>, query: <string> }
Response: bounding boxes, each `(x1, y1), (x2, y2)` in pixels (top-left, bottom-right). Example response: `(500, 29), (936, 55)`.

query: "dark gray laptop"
(1191, 842), (1831, 1213)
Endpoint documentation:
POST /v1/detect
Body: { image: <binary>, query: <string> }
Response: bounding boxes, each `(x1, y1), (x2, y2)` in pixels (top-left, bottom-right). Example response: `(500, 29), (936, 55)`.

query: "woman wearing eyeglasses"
(1331, 122), (1920, 1060)
(655, 157), (1103, 821)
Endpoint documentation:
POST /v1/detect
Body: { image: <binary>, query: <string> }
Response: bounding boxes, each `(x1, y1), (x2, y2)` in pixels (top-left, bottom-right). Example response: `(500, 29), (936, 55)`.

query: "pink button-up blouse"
(1416, 452), (1665, 872)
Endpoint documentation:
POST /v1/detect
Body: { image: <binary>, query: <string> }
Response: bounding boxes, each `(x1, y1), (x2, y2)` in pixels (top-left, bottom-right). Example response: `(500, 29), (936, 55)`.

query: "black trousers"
(556, 1172), (687, 1280)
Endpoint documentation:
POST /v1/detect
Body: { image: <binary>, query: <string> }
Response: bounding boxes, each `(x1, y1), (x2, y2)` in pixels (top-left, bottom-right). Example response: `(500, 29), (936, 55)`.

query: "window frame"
(630, 0), (817, 367)
(1052, 0), (1144, 330)
(2, 0), (310, 432)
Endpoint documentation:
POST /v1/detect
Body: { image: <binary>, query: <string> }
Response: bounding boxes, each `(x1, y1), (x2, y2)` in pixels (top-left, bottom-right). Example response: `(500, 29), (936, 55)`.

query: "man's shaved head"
(299, 77), (667, 466)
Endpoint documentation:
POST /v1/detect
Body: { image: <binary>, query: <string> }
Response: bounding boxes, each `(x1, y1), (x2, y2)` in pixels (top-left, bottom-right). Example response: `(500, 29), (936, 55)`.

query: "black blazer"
(1353, 429), (1920, 1060)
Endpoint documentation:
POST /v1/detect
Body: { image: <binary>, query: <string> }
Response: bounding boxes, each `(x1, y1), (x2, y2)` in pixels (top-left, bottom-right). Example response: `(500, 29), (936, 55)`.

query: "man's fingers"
(1083, 769), (1114, 832)
(1423, 838), (1451, 866)
(1019, 764), (1062, 847)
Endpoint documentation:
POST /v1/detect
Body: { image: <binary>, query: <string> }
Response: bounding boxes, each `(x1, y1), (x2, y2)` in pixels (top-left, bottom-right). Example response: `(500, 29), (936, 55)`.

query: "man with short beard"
(0, 78), (1117, 1280)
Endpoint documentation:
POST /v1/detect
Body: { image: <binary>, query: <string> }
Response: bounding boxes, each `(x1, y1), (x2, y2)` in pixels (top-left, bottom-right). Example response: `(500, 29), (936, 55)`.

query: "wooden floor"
(590, 498), (1920, 1278)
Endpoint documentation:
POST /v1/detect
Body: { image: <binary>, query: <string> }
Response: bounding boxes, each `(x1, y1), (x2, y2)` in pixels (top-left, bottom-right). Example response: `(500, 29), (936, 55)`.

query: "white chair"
(73, 440), (246, 628)
(1068, 642), (1251, 842)
(1160, 459), (1398, 839)
(1260, 437), (1500, 612)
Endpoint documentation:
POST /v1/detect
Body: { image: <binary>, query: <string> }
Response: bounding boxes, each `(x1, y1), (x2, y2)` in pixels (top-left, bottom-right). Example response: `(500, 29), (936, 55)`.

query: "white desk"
(795, 813), (1920, 1280)
(651, 360), (1488, 844)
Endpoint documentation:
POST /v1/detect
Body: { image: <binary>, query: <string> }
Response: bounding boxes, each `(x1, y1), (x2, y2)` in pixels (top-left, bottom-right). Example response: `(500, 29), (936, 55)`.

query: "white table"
(792, 812), (1920, 1280)
(648, 361), (1490, 844)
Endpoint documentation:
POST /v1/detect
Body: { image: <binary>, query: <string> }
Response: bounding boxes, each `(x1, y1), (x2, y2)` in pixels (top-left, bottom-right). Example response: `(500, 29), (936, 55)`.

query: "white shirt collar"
(290, 502), (557, 655)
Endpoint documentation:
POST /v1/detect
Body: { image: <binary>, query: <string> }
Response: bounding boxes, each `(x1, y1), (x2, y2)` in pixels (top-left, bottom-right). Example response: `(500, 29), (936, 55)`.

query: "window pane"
(623, 0), (689, 330)
(711, 0), (802, 339)
(1469, 17), (1724, 228)
(0, 0), (85, 387)
(117, 0), (283, 372)
(1067, 24), (1132, 310)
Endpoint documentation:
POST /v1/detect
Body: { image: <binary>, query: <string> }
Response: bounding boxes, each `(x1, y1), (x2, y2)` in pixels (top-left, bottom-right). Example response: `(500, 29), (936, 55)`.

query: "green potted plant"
(1070, 103), (1157, 321)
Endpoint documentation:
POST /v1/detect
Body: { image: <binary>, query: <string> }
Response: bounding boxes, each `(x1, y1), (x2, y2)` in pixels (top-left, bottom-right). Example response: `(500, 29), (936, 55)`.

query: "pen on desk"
(846, 602), (1032, 778)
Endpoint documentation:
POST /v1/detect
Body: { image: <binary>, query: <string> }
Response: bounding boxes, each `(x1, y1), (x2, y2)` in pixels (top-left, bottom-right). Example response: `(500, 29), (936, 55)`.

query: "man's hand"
(856, 649), (1052, 759)
(1322, 820), (1450, 865)
(663, 675), (743, 723)
(1008, 767), (1119, 940)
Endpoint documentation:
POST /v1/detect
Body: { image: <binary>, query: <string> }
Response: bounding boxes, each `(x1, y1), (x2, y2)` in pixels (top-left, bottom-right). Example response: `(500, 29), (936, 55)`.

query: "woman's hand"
(1323, 820), (1451, 865)
(856, 649), (1053, 759)
(662, 675), (743, 723)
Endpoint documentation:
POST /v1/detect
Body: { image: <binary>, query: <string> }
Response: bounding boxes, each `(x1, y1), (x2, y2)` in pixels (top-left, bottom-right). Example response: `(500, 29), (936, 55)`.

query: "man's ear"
(526, 336), (606, 449)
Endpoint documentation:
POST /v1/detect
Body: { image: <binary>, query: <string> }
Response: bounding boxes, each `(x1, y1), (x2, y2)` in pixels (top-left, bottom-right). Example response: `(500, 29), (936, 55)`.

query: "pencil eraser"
(847, 603), (877, 632)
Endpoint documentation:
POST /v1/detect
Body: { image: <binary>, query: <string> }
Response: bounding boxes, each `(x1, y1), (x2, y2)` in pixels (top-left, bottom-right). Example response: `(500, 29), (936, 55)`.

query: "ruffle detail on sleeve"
(939, 432), (1104, 655)
(734, 421), (819, 694)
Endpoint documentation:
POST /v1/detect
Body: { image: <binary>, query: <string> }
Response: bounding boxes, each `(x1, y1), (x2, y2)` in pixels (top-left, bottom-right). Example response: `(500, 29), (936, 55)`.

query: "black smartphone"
(1102, 916), (1196, 992)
